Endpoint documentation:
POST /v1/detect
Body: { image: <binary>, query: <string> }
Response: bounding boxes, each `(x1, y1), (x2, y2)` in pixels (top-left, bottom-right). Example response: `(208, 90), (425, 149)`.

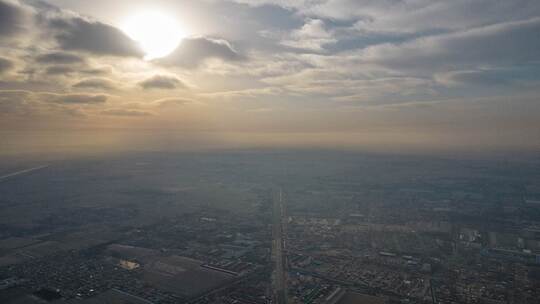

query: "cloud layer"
(0, 0), (539, 153)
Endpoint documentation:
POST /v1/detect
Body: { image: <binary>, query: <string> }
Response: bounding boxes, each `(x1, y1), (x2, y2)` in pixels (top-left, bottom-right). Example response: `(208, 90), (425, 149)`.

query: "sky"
(0, 0), (539, 156)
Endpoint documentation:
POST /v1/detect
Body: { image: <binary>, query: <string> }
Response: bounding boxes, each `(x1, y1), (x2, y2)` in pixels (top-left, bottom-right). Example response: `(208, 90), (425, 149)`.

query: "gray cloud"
(0, 0), (28, 37)
(81, 66), (112, 75)
(45, 65), (112, 77)
(0, 1), (142, 57)
(101, 109), (153, 117)
(50, 16), (144, 57)
(36, 52), (84, 64)
(435, 70), (510, 87)
(73, 78), (116, 90)
(232, 0), (540, 32)
(0, 57), (14, 73)
(41, 92), (108, 104)
(158, 37), (242, 68)
(362, 17), (540, 71)
(139, 75), (185, 90)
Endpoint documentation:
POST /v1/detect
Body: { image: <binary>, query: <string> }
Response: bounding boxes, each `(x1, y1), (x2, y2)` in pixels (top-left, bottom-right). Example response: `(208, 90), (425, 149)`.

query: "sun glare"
(122, 11), (185, 60)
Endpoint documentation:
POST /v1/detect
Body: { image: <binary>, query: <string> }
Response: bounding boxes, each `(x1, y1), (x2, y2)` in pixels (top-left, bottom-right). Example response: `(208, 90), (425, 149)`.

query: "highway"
(272, 188), (287, 304)
(0, 165), (49, 182)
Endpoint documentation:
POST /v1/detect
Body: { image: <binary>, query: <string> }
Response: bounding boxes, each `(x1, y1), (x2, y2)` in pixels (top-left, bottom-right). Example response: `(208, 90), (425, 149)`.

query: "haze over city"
(1, 1), (540, 304)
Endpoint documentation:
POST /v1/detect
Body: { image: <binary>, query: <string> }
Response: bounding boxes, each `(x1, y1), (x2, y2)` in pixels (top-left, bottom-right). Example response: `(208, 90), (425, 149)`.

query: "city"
(0, 151), (539, 303)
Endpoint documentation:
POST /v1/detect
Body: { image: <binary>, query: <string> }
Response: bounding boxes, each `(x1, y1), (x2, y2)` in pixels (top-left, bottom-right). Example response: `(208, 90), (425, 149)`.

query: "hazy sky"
(1, 0), (539, 155)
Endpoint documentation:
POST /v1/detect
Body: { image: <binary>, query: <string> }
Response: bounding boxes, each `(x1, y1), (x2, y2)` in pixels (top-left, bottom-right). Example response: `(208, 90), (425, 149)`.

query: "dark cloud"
(41, 93), (108, 104)
(45, 65), (113, 76)
(45, 65), (112, 76)
(73, 78), (116, 90)
(139, 75), (185, 90)
(36, 52), (84, 64)
(0, 57), (14, 73)
(81, 66), (112, 75)
(158, 37), (243, 68)
(50, 17), (144, 57)
(0, 0), (28, 37)
(3, 1), (141, 57)
(101, 109), (153, 117)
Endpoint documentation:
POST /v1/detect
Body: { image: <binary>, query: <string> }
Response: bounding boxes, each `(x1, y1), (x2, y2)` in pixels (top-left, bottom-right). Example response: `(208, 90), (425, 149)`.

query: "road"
(0, 165), (49, 181)
(272, 188), (287, 304)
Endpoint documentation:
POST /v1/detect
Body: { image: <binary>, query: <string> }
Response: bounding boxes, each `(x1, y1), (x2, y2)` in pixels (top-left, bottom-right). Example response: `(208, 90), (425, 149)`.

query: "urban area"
(0, 151), (539, 304)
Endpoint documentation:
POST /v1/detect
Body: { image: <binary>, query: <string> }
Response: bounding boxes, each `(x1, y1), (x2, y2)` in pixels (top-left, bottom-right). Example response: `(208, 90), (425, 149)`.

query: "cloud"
(0, 0), (143, 58)
(101, 109), (153, 117)
(0, 89), (91, 117)
(138, 75), (185, 90)
(81, 66), (113, 75)
(361, 17), (540, 71)
(158, 37), (242, 68)
(0, 89), (94, 119)
(49, 16), (144, 57)
(231, 0), (540, 32)
(36, 52), (84, 64)
(202, 87), (283, 99)
(73, 78), (116, 90)
(44, 66), (74, 75)
(348, 0), (540, 33)
(435, 70), (510, 87)
(0, 0), (539, 153)
(0, 0), (29, 37)
(40, 92), (108, 104)
(43, 65), (112, 76)
(281, 19), (336, 51)
(0, 57), (14, 73)
(153, 98), (193, 107)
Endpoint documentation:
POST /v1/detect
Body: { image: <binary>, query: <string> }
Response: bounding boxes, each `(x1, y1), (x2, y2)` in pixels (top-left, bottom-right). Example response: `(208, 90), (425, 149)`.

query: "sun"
(122, 11), (186, 60)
